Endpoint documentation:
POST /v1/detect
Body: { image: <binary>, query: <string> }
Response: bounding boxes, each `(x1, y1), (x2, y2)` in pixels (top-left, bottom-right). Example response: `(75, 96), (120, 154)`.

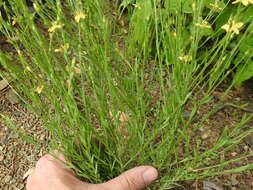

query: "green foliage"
(0, 0), (253, 189)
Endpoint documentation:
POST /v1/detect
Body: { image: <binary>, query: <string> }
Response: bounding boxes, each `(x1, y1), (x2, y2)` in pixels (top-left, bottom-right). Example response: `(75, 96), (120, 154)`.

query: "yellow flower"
(232, 0), (253, 6)
(12, 17), (17, 26)
(209, 3), (222, 11)
(33, 3), (39, 11)
(221, 19), (243, 35)
(34, 86), (44, 94)
(133, 3), (141, 9)
(179, 55), (192, 62)
(17, 49), (22, 55)
(195, 21), (212, 29)
(54, 43), (69, 53)
(25, 66), (32, 72)
(74, 11), (87, 23)
(48, 22), (64, 33)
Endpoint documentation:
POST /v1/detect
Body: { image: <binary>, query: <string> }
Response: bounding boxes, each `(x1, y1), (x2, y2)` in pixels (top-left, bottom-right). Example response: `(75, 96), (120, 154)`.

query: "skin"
(26, 151), (158, 190)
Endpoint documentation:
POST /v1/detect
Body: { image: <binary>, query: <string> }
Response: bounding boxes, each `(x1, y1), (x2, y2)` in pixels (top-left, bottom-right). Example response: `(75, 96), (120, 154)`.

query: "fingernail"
(143, 167), (158, 184)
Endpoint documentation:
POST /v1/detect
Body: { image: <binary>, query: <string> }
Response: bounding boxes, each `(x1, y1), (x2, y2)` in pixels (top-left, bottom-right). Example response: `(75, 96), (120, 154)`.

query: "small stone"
(203, 181), (224, 190)
(0, 155), (4, 161)
(244, 145), (249, 151)
(231, 174), (239, 186)
(198, 127), (205, 132)
(231, 152), (237, 157)
(201, 133), (209, 139)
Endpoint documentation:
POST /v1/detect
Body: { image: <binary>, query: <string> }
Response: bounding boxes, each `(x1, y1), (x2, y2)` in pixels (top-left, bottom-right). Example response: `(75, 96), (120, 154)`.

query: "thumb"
(101, 166), (158, 190)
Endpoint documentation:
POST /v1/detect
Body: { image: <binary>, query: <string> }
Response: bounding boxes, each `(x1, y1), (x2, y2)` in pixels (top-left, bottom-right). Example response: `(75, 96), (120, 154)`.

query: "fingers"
(101, 166), (158, 190)
(34, 151), (74, 176)
(53, 150), (67, 162)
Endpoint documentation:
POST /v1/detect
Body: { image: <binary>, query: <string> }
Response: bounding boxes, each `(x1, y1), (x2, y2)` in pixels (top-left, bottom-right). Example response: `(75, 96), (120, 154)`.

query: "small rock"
(231, 152), (237, 157)
(243, 145), (249, 151)
(198, 127), (205, 132)
(203, 181), (224, 190)
(231, 174), (239, 186)
(6, 90), (20, 104)
(0, 155), (4, 161)
(201, 133), (209, 140)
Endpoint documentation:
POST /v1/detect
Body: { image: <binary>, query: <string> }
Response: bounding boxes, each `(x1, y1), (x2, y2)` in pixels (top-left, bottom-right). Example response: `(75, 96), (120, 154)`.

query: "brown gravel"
(0, 89), (48, 190)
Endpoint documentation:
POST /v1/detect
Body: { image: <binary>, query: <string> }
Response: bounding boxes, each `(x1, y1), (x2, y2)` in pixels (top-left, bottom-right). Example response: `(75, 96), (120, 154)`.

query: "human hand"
(26, 151), (158, 190)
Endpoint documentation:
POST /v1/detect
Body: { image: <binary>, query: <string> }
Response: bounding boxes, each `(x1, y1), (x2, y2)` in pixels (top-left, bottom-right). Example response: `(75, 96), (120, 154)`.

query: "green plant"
(0, 0), (253, 189)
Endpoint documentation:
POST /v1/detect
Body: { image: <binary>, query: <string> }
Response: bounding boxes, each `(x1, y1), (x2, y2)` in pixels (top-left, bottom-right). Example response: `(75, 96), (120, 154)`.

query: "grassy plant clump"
(0, 0), (253, 189)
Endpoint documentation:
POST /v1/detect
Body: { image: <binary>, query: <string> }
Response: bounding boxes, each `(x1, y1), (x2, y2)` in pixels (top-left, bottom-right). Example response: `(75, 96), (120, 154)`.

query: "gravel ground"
(0, 90), (48, 190)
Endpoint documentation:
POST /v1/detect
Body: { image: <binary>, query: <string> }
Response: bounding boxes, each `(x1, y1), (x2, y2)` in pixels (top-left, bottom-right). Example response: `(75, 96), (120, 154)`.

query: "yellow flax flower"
(179, 55), (192, 62)
(24, 66), (32, 73)
(74, 11), (87, 23)
(232, 0), (253, 6)
(221, 19), (243, 35)
(26, 66), (32, 72)
(12, 17), (18, 26)
(48, 21), (64, 33)
(54, 43), (69, 53)
(195, 21), (212, 29)
(133, 3), (141, 9)
(33, 3), (39, 11)
(209, 3), (222, 11)
(17, 50), (22, 55)
(34, 85), (44, 94)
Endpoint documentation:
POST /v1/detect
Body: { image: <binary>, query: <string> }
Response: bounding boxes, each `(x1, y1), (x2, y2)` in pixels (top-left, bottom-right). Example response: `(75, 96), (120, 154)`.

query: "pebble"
(201, 133), (209, 140)
(231, 152), (237, 157)
(203, 180), (224, 190)
(231, 174), (239, 186)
